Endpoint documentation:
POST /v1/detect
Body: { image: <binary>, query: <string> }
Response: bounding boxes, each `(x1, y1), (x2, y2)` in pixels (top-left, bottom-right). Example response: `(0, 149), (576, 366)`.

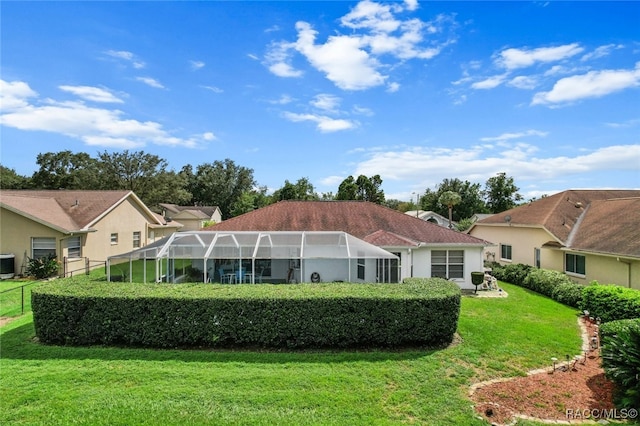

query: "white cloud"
(386, 82), (400, 92)
(190, 60), (205, 70)
(264, 1), (457, 91)
(480, 130), (548, 142)
(581, 44), (624, 61)
(295, 22), (386, 91)
(351, 143), (640, 184)
(532, 63), (640, 105)
(282, 111), (358, 132)
(202, 132), (216, 141)
(58, 85), (124, 103)
(104, 49), (145, 69)
(0, 80), (38, 111)
(310, 94), (341, 112)
(320, 175), (347, 187)
(265, 41), (303, 78)
(508, 75), (538, 90)
(136, 77), (165, 89)
(0, 79), (203, 149)
(353, 105), (374, 116)
(201, 85), (224, 94)
(471, 74), (507, 90)
(269, 94), (294, 105)
(496, 43), (584, 70)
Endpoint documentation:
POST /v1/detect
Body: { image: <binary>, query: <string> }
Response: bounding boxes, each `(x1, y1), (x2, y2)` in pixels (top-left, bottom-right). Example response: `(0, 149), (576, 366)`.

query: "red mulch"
(470, 318), (617, 425)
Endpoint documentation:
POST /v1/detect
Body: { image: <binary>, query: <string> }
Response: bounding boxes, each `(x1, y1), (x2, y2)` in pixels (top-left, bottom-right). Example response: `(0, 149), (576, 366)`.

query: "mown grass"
(1, 280), (583, 425)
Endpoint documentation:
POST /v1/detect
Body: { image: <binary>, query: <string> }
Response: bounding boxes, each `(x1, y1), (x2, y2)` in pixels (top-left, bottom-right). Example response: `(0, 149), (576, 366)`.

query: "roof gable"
(474, 189), (640, 243)
(1, 190), (163, 232)
(569, 197), (640, 257)
(208, 201), (486, 246)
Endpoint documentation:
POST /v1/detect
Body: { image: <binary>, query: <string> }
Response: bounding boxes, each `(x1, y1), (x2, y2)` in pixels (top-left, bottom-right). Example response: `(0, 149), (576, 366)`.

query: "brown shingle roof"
(207, 201), (487, 246)
(475, 190), (640, 257)
(569, 197), (640, 257)
(0, 190), (153, 232)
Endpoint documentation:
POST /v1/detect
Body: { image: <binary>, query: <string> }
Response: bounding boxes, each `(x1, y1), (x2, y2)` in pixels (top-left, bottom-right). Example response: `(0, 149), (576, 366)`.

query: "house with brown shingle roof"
(159, 203), (222, 231)
(0, 190), (180, 277)
(467, 189), (640, 289)
(205, 200), (489, 289)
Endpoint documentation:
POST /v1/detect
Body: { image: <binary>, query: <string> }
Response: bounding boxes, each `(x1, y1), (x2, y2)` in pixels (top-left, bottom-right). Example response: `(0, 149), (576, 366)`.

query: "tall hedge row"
(32, 278), (461, 349)
(581, 284), (640, 323)
(600, 318), (640, 410)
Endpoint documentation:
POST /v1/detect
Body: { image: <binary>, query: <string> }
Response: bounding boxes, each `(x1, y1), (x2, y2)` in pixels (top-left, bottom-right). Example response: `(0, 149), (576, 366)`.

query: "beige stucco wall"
(471, 224), (639, 290)
(470, 224), (557, 266)
(0, 208), (65, 275)
(544, 248), (639, 290)
(1, 197), (178, 277)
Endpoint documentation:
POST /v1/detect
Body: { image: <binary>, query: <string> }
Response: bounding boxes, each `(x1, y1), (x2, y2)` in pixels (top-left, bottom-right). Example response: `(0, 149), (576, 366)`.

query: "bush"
(519, 268), (584, 308)
(32, 277), (461, 349)
(581, 283), (640, 323)
(600, 318), (640, 410)
(25, 254), (60, 279)
(491, 263), (532, 286)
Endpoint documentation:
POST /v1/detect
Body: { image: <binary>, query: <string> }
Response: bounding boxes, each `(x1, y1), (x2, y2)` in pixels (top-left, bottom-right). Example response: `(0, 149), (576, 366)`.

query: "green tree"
(438, 191), (462, 229)
(97, 150), (190, 207)
(0, 165), (30, 189)
(484, 172), (523, 213)
(272, 177), (318, 201)
(31, 151), (100, 189)
(188, 159), (256, 219)
(419, 178), (486, 221)
(336, 174), (385, 204)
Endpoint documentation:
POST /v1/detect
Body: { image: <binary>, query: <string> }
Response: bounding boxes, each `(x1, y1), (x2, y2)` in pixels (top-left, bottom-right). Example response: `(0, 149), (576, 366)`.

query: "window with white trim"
(357, 257), (365, 280)
(431, 250), (464, 279)
(500, 244), (512, 261)
(111, 233), (118, 245)
(67, 236), (81, 258)
(133, 231), (141, 248)
(32, 237), (56, 259)
(565, 253), (586, 275)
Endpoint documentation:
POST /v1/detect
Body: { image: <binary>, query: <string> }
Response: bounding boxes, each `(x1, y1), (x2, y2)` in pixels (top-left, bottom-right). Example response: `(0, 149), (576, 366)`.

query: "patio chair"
(236, 267), (247, 283)
(218, 268), (232, 284)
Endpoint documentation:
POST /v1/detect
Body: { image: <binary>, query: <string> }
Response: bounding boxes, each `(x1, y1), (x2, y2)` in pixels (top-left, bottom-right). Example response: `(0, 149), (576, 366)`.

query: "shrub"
(518, 268), (584, 308)
(32, 277), (461, 349)
(581, 283), (640, 323)
(25, 254), (60, 279)
(491, 263), (532, 286)
(600, 318), (640, 410)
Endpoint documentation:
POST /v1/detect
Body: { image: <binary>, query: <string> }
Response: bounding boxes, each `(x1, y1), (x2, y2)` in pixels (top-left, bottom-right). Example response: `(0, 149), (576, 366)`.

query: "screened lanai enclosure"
(107, 231), (399, 284)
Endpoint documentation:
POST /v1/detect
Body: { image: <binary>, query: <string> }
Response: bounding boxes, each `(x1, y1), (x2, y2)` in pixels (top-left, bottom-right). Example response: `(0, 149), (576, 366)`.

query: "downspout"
(617, 258), (632, 288)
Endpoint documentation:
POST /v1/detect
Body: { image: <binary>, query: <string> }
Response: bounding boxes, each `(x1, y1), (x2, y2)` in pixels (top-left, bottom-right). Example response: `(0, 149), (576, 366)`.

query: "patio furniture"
(219, 268), (234, 284)
(236, 267), (247, 283)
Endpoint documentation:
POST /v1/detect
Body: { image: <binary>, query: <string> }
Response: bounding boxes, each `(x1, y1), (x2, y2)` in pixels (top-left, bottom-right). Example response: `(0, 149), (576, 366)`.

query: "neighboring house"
(0, 190), (180, 277)
(467, 190), (640, 289)
(405, 210), (455, 228)
(159, 203), (222, 231)
(206, 201), (489, 289)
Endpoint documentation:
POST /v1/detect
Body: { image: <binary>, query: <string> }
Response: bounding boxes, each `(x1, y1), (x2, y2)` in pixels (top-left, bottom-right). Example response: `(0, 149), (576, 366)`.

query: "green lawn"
(0, 281), (583, 425)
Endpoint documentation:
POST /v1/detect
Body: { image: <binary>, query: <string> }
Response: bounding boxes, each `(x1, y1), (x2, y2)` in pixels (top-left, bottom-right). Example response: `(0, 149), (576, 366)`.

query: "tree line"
(0, 150), (523, 224)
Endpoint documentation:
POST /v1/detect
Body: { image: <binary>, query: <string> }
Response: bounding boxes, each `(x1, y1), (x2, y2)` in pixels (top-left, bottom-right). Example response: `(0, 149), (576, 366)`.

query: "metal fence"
(62, 257), (106, 278)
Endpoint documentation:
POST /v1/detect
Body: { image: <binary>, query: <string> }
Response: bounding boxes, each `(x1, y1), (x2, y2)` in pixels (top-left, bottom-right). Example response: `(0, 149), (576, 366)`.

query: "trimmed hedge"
(581, 284), (640, 323)
(491, 264), (584, 308)
(600, 318), (640, 410)
(32, 277), (461, 349)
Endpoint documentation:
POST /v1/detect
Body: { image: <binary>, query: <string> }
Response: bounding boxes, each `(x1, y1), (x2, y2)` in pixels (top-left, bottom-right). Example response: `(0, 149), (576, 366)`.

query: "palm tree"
(438, 191), (462, 229)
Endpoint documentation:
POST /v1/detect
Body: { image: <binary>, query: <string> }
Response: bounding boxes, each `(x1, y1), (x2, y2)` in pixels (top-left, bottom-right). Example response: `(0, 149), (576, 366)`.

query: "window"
(110, 233), (118, 245)
(500, 244), (512, 261)
(565, 253), (586, 275)
(67, 236), (81, 258)
(431, 250), (464, 279)
(377, 252), (400, 283)
(133, 231), (141, 248)
(357, 257), (365, 280)
(32, 237), (56, 259)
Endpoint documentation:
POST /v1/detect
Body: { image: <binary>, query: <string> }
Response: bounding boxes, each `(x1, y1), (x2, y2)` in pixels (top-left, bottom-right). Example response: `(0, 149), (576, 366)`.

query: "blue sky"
(1, 1), (639, 201)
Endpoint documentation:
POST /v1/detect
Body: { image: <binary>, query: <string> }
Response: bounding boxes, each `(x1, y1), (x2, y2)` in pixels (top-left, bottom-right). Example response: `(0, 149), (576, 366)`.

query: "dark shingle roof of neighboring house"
(159, 203), (220, 219)
(474, 189), (640, 257)
(207, 200), (488, 246)
(0, 190), (164, 233)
